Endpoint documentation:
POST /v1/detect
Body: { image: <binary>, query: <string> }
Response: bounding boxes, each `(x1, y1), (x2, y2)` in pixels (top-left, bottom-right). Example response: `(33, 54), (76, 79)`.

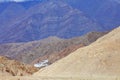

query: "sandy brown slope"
(0, 56), (38, 76)
(34, 27), (120, 77)
(0, 31), (107, 64)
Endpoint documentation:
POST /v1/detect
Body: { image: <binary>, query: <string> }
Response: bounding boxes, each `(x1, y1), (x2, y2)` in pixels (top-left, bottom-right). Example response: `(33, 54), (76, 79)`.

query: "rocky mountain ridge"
(0, 31), (107, 64)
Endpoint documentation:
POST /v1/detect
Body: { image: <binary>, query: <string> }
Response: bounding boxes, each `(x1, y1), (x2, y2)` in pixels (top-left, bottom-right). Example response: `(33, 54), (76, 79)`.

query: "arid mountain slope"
(0, 56), (38, 76)
(0, 32), (106, 64)
(31, 44), (84, 66)
(34, 27), (120, 77)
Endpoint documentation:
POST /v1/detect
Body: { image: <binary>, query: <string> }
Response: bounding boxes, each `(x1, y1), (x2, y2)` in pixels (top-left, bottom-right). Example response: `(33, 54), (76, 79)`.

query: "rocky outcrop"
(0, 56), (38, 76)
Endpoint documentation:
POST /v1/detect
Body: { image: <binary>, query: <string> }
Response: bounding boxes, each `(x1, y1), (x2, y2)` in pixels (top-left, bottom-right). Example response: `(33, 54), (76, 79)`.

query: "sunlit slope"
(34, 27), (120, 77)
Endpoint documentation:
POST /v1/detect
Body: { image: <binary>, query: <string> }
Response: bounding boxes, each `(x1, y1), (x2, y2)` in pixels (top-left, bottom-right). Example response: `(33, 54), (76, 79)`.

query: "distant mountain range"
(64, 0), (120, 30)
(0, 0), (119, 43)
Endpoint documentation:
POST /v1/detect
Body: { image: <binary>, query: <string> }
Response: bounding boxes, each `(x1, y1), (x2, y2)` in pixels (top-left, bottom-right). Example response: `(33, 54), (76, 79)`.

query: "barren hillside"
(0, 27), (119, 80)
(34, 27), (120, 77)
(31, 44), (84, 66)
(0, 32), (106, 64)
